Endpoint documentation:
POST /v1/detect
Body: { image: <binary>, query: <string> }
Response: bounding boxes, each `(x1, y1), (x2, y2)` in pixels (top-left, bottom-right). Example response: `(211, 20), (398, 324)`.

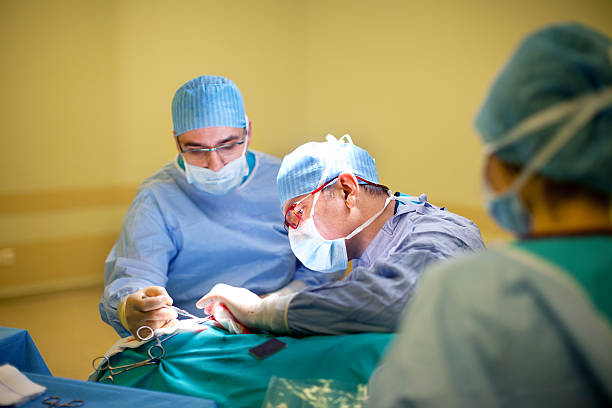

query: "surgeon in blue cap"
(196, 134), (484, 335)
(368, 22), (612, 407)
(100, 75), (328, 338)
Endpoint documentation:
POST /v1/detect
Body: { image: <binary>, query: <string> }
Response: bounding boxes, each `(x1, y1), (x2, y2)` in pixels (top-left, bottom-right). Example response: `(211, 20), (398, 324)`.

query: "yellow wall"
(1, 0), (611, 298)
(297, 0), (612, 208)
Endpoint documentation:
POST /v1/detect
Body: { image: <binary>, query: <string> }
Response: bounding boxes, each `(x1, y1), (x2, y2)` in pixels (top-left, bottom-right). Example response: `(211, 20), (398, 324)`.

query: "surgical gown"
(368, 235), (612, 407)
(284, 195), (485, 335)
(100, 151), (326, 336)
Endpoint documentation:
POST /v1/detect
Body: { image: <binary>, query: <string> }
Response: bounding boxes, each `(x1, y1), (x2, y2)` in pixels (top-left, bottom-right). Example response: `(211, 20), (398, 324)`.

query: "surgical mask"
(483, 179), (531, 235)
(288, 188), (394, 273)
(184, 136), (249, 195)
(482, 86), (612, 235)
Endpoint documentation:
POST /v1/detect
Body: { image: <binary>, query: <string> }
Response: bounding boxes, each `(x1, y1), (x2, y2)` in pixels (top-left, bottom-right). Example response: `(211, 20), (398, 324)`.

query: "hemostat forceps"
(164, 305), (200, 319)
(92, 332), (179, 384)
(42, 395), (84, 407)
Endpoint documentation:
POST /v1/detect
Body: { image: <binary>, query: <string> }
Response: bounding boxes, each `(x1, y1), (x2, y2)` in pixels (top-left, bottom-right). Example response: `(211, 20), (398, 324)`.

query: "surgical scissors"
(92, 331), (179, 384)
(42, 395), (84, 407)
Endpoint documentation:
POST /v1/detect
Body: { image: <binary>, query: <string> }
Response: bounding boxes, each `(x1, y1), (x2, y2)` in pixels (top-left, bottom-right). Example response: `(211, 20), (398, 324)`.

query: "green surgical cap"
(475, 22), (612, 193)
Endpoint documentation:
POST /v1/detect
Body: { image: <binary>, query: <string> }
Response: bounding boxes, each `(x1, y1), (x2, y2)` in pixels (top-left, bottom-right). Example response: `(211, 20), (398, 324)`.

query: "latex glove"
(118, 286), (178, 339)
(260, 280), (306, 299)
(196, 283), (290, 333)
(208, 302), (251, 334)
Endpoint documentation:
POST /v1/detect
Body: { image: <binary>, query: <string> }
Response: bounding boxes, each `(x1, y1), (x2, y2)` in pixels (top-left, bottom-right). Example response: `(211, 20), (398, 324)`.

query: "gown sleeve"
(99, 191), (178, 336)
(286, 211), (483, 336)
(292, 261), (345, 286)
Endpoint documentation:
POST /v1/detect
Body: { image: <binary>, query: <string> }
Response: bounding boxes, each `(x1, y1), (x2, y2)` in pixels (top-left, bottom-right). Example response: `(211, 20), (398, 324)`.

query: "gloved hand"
(207, 301), (252, 334)
(118, 286), (178, 338)
(196, 283), (290, 333)
(260, 280), (306, 299)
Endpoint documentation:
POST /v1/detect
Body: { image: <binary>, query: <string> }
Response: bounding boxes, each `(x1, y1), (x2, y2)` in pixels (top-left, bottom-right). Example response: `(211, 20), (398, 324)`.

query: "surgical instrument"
(42, 395), (84, 407)
(164, 305), (201, 319)
(92, 331), (179, 384)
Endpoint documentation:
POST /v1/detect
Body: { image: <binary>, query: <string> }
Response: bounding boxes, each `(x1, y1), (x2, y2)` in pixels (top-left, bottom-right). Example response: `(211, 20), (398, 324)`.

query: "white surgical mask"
(184, 135), (249, 195)
(288, 188), (394, 273)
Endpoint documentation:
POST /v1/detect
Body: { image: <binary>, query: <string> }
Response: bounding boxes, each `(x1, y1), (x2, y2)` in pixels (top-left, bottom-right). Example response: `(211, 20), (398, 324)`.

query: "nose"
(206, 150), (225, 172)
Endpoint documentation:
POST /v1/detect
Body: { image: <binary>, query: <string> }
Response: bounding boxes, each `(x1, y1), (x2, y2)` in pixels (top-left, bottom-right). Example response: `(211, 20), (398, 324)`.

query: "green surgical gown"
(368, 235), (612, 407)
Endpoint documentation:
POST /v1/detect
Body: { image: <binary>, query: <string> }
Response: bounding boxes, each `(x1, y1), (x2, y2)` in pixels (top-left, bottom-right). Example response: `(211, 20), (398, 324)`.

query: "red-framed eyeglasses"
(283, 175), (389, 231)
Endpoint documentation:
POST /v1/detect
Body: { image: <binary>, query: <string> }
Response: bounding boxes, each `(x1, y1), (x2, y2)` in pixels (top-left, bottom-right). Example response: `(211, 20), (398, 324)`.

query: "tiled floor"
(0, 286), (119, 379)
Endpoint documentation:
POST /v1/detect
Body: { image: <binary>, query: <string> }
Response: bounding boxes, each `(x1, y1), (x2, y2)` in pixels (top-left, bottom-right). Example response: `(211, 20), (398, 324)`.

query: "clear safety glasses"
(179, 130), (246, 164)
(283, 175), (389, 231)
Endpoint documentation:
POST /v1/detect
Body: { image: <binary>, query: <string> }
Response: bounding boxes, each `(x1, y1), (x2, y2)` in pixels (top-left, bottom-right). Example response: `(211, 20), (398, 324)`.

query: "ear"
(247, 119), (252, 148)
(337, 173), (359, 209)
(173, 131), (182, 154)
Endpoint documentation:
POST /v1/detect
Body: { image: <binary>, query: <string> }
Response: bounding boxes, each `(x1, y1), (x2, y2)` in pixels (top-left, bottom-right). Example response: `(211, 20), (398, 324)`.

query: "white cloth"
(0, 364), (46, 406)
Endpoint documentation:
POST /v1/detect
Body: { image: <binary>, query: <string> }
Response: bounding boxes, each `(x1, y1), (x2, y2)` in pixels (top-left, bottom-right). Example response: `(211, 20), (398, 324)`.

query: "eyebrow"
(181, 133), (243, 148)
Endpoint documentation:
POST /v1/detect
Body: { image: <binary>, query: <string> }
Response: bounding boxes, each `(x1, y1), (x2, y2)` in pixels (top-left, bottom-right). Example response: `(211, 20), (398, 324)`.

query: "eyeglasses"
(284, 175), (389, 231)
(179, 131), (246, 164)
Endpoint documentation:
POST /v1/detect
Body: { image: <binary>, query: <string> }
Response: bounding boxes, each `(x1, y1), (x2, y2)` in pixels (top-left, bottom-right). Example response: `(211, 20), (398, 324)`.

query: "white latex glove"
(260, 280), (306, 299)
(208, 302), (251, 334)
(196, 283), (290, 333)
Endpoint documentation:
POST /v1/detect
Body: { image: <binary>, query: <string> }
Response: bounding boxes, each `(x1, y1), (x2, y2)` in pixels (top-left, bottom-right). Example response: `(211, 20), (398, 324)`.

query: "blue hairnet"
(475, 22), (612, 193)
(277, 135), (379, 207)
(172, 75), (246, 137)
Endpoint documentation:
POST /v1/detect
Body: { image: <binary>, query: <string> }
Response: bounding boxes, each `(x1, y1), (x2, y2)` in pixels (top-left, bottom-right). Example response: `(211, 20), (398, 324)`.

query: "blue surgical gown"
(285, 195), (485, 335)
(368, 235), (612, 407)
(100, 151), (326, 336)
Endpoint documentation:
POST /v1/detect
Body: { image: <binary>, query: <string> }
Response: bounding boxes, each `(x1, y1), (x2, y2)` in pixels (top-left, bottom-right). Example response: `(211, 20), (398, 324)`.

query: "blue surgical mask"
(288, 189), (394, 273)
(288, 214), (349, 273)
(184, 142), (249, 195)
(483, 180), (531, 235)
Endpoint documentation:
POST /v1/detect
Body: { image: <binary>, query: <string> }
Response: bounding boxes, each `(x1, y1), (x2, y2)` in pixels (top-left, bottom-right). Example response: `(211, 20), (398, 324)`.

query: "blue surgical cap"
(475, 22), (612, 193)
(172, 75), (247, 137)
(277, 135), (379, 207)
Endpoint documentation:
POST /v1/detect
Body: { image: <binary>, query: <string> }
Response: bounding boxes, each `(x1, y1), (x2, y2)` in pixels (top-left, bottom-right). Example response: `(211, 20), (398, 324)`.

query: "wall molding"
(0, 233), (117, 300)
(0, 274), (103, 300)
(0, 186), (138, 214)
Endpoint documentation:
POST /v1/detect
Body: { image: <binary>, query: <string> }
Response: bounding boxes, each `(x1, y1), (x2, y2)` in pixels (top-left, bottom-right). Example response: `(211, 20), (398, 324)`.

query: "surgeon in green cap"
(368, 22), (612, 407)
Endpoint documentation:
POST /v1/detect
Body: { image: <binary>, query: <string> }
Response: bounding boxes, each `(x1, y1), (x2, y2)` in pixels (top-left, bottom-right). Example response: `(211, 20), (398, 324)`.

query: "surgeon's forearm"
(117, 295), (129, 330)
(99, 298), (131, 337)
(285, 278), (411, 336)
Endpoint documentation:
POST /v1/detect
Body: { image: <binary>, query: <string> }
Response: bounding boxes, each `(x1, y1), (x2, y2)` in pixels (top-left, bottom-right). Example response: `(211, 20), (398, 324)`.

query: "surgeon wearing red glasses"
(198, 135), (485, 336)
